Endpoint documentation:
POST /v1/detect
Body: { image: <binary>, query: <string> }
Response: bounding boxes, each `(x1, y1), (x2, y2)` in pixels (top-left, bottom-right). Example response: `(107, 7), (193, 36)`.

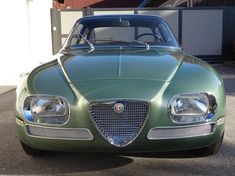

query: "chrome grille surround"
(89, 100), (149, 147)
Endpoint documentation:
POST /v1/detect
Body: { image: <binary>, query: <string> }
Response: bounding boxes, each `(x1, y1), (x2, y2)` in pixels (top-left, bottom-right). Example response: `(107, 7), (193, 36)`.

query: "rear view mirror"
(112, 19), (130, 27)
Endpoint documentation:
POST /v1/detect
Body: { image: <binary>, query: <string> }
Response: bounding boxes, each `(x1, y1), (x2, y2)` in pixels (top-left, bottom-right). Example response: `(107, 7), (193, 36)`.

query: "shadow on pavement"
(1, 140), (234, 175)
(28, 152), (133, 174)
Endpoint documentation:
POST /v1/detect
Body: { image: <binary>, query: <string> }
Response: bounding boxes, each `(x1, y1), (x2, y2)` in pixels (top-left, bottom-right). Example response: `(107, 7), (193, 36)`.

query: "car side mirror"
(58, 0), (64, 4)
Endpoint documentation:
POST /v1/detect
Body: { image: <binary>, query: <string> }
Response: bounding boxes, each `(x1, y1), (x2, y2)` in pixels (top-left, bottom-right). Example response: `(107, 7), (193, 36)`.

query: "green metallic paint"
(63, 48), (183, 82)
(15, 46), (225, 152)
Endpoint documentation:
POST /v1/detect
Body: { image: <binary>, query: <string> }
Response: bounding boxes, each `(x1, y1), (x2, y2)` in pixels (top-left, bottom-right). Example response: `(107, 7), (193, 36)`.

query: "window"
(65, 16), (179, 48)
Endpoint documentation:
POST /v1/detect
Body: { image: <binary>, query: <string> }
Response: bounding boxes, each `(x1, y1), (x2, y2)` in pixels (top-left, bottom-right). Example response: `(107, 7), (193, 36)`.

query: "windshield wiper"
(129, 40), (150, 50)
(93, 39), (150, 50)
(79, 34), (95, 51)
(65, 34), (95, 51)
(92, 39), (130, 44)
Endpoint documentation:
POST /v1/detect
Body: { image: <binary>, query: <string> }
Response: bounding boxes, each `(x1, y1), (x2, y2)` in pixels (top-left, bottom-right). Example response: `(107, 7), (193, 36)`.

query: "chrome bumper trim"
(147, 123), (216, 140)
(25, 124), (94, 140)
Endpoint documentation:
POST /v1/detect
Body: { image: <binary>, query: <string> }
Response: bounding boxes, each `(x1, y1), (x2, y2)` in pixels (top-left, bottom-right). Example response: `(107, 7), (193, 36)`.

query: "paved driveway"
(0, 65), (234, 176)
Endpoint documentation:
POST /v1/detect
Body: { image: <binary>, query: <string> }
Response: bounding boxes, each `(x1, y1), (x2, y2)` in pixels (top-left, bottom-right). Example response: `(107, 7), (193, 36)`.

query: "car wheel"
(20, 140), (44, 156)
(195, 132), (224, 156)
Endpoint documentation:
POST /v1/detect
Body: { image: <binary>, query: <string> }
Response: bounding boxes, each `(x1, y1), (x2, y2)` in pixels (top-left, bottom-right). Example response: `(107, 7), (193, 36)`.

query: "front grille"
(89, 101), (149, 147)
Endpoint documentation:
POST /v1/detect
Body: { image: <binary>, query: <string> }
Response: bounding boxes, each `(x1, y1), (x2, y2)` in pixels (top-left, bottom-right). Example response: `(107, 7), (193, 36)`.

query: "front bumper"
(25, 124), (94, 141)
(16, 117), (225, 152)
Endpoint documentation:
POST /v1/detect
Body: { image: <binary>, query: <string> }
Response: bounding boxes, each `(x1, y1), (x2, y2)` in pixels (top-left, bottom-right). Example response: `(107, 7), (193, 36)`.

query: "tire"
(195, 132), (224, 156)
(20, 140), (44, 156)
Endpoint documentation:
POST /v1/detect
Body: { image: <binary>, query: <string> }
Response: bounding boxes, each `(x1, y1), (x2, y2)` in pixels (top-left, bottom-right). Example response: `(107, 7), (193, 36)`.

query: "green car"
(15, 15), (225, 156)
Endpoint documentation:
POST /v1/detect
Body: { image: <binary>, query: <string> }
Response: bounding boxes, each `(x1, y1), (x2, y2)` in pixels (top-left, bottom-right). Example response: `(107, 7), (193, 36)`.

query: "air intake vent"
(89, 101), (149, 147)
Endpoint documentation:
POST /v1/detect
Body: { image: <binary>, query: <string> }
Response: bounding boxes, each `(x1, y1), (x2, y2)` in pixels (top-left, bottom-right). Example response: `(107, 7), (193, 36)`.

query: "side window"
(157, 22), (172, 43)
(154, 26), (164, 42)
(68, 24), (84, 46)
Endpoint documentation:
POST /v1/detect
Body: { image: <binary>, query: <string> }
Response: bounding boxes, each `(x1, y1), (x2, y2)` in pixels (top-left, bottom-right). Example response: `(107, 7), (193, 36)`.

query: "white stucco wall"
(0, 0), (52, 85)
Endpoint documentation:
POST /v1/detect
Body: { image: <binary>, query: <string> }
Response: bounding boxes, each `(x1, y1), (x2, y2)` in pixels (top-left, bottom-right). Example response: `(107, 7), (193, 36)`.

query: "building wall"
(223, 9), (235, 57)
(193, 0), (235, 6)
(147, 0), (235, 7)
(146, 0), (169, 7)
(91, 0), (142, 7)
(0, 0), (52, 85)
(53, 0), (103, 9)
(53, 0), (143, 9)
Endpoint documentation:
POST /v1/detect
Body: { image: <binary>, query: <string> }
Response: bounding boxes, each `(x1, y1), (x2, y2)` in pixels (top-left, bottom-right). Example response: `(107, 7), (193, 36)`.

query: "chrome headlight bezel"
(22, 95), (70, 126)
(168, 93), (217, 124)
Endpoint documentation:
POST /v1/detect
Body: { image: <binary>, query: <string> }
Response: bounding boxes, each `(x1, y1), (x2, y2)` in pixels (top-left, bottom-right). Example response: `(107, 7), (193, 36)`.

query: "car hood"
(62, 47), (183, 82)
(59, 47), (184, 101)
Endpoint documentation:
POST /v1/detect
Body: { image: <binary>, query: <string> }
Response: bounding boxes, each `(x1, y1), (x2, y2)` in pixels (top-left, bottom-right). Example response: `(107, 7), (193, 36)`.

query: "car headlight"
(23, 95), (69, 125)
(168, 93), (217, 123)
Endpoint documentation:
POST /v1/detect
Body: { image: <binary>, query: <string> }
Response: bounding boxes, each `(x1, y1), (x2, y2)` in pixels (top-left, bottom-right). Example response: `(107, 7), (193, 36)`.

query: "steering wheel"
(136, 33), (163, 42)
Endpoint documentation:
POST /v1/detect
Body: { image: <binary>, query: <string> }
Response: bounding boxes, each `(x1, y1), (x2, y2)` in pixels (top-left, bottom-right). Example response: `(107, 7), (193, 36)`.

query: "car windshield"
(64, 15), (179, 49)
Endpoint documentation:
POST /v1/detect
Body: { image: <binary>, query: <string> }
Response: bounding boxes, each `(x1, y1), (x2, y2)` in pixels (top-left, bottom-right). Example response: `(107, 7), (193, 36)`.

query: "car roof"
(78, 14), (164, 22)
